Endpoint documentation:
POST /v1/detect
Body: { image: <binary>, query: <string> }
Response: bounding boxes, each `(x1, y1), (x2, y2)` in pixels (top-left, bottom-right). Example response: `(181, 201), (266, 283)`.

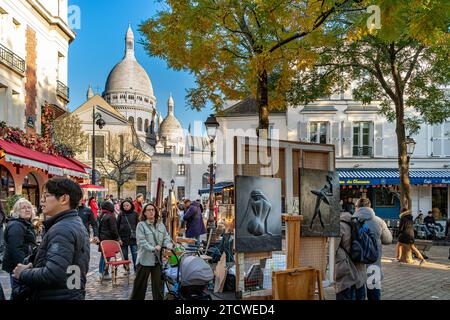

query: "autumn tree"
(53, 113), (89, 156)
(97, 134), (147, 198)
(140, 0), (359, 136)
(289, 0), (450, 209)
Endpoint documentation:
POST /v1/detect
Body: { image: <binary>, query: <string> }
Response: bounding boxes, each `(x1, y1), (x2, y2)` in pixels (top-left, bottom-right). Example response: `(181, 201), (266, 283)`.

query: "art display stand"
(232, 136), (337, 299)
(282, 214), (303, 268)
(272, 267), (324, 300)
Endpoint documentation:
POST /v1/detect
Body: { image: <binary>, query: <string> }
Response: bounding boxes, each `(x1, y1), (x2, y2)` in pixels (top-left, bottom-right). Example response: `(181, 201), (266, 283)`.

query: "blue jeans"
(336, 285), (367, 300)
(121, 244), (137, 271)
(99, 255), (109, 274)
(336, 285), (356, 300)
(367, 288), (381, 300)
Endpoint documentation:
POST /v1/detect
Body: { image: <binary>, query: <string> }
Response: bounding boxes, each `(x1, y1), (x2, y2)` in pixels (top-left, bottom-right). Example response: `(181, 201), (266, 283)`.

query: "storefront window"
(432, 187), (448, 219)
(374, 188), (395, 207)
(0, 165), (15, 201)
(22, 173), (39, 206)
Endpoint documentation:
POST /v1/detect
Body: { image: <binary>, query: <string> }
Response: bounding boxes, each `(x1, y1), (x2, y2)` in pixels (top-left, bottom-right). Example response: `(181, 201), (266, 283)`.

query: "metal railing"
(0, 43), (25, 74)
(353, 146), (373, 157)
(57, 80), (70, 100)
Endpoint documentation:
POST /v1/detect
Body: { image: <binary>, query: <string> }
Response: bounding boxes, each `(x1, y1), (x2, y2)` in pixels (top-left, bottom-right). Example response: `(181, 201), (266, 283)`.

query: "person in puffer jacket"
(334, 210), (365, 300)
(13, 178), (90, 300)
(353, 198), (392, 301)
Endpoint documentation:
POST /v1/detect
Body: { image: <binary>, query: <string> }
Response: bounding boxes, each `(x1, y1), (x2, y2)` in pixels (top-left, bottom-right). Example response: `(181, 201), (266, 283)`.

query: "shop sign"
(48, 166), (64, 176)
(5, 154), (48, 171)
(339, 179), (372, 185)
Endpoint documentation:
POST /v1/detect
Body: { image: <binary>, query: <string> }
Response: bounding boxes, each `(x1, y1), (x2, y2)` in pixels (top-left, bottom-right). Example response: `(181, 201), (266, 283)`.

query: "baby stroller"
(162, 250), (214, 300)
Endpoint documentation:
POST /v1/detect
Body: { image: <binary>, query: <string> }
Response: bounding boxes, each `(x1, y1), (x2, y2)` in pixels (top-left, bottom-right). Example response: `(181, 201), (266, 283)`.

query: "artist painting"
(235, 176), (282, 253)
(300, 169), (340, 237)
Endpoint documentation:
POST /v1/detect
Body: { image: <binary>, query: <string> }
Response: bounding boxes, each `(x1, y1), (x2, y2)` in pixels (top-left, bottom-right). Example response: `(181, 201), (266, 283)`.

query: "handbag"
(124, 214), (137, 240)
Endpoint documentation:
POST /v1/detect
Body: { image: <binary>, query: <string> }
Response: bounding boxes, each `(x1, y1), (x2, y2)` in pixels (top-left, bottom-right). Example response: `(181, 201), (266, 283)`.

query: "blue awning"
(338, 169), (450, 185)
(198, 181), (234, 195)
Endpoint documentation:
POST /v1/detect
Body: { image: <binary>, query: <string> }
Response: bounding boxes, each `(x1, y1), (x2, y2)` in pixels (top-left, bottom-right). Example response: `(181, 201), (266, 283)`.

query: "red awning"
(80, 184), (108, 191)
(0, 139), (89, 177)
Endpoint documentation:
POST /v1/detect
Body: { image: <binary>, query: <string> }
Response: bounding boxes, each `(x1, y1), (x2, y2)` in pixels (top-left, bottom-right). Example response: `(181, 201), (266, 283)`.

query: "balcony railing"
(353, 146), (373, 157)
(0, 43), (25, 74)
(57, 80), (70, 101)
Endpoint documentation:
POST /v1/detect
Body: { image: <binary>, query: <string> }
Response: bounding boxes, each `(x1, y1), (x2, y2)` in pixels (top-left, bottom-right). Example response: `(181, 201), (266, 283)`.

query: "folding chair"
(100, 240), (131, 285)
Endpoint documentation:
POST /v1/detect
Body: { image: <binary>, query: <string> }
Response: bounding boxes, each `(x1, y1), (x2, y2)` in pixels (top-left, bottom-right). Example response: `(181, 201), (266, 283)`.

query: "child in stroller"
(161, 248), (214, 300)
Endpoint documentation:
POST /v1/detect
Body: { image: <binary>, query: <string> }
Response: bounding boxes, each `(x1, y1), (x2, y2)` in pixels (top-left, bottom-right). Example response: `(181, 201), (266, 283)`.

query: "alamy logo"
(67, 265), (81, 290)
(366, 265), (381, 290)
(367, 5), (381, 30)
(68, 5), (81, 30)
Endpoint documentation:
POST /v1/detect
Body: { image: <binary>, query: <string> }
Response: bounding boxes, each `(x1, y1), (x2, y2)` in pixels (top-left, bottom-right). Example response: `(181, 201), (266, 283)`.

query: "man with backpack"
(353, 198), (392, 300)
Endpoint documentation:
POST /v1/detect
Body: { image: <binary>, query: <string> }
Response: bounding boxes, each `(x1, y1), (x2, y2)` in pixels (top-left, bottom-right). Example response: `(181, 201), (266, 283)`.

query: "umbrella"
(80, 184), (108, 192)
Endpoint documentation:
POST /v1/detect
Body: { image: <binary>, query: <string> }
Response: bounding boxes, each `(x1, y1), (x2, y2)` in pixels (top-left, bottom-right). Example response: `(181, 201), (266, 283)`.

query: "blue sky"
(67, 0), (214, 129)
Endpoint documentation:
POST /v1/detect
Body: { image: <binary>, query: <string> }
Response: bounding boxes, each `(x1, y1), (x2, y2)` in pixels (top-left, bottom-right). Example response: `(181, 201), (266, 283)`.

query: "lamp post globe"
(204, 114), (219, 235)
(406, 136), (416, 157)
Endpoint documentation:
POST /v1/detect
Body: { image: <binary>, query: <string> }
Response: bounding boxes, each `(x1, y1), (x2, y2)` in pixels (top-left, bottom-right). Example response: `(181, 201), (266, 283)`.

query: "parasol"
(80, 184), (108, 192)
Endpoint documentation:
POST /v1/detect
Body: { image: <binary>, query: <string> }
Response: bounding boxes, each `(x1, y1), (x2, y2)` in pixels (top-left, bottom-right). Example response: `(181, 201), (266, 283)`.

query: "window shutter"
(432, 125), (442, 156)
(374, 122), (384, 157)
(444, 122), (450, 156)
(342, 122), (353, 157)
(298, 121), (308, 142)
(330, 121), (341, 157)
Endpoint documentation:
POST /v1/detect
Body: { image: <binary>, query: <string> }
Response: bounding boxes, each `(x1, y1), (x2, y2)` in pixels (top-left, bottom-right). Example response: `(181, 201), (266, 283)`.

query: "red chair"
(100, 240), (131, 285)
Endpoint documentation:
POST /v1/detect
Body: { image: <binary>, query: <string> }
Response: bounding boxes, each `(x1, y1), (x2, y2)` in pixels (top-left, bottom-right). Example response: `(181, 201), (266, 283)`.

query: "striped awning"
(338, 169), (450, 185)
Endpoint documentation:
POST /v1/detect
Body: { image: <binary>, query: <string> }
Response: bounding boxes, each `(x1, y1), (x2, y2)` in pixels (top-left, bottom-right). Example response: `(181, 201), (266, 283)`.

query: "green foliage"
(139, 0), (357, 114)
(5, 194), (21, 217)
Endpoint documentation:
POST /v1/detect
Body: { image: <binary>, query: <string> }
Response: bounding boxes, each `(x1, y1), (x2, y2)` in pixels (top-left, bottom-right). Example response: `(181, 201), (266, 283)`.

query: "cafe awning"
(0, 139), (89, 178)
(198, 181), (234, 195)
(338, 168), (450, 186)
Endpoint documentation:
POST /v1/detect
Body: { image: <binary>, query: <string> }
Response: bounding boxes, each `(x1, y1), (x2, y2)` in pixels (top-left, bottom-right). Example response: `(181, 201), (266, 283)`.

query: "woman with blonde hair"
(1, 198), (37, 299)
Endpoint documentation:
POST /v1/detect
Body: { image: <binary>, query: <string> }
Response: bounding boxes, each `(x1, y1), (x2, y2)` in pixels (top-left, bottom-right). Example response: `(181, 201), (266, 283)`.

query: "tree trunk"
(256, 69), (269, 138)
(117, 184), (121, 200)
(395, 100), (412, 211)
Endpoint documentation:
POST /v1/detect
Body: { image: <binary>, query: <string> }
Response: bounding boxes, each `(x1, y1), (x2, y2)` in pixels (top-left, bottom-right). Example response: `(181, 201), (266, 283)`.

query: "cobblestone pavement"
(1, 243), (449, 300)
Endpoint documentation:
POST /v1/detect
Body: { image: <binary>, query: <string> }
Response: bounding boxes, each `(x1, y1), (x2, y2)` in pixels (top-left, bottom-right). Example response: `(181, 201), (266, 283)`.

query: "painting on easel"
(235, 176), (282, 253)
(300, 169), (340, 237)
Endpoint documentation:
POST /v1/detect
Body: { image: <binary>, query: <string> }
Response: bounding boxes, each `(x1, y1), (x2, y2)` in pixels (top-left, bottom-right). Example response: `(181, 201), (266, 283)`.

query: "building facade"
(0, 0), (89, 207)
(216, 95), (450, 220)
(0, 0), (74, 132)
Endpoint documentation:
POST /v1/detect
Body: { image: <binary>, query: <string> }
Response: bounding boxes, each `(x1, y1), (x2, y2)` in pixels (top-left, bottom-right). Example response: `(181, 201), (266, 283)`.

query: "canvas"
(300, 169), (340, 237)
(235, 176), (282, 253)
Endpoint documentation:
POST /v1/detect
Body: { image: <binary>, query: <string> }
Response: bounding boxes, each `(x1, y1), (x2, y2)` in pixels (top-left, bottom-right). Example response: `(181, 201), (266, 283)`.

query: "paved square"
(1, 243), (449, 300)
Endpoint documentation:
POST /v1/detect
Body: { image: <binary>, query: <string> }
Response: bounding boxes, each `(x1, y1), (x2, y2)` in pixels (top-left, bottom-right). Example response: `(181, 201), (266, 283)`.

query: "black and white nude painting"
(235, 176), (282, 253)
(300, 169), (340, 237)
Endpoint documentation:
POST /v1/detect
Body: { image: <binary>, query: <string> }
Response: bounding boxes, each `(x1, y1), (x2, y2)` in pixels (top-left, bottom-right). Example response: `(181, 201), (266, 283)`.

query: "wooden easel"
(272, 267), (324, 300)
(282, 214), (303, 268)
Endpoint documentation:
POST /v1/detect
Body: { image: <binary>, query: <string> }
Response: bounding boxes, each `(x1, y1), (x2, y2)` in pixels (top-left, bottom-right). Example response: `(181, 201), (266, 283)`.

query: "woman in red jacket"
(89, 196), (99, 219)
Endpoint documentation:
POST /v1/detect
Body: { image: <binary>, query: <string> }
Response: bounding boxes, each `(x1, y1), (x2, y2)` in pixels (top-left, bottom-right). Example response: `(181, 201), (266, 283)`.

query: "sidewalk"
(1, 243), (449, 300)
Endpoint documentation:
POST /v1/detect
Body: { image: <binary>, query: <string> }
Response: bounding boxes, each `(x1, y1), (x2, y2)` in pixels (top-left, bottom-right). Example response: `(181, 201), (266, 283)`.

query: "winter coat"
(424, 215), (436, 226)
(117, 210), (138, 246)
(334, 212), (365, 293)
(2, 218), (37, 273)
(98, 209), (120, 248)
(19, 209), (90, 300)
(133, 200), (143, 215)
(136, 221), (172, 267)
(353, 207), (392, 287)
(77, 206), (99, 238)
(89, 199), (99, 219)
(398, 212), (415, 244)
(184, 201), (206, 238)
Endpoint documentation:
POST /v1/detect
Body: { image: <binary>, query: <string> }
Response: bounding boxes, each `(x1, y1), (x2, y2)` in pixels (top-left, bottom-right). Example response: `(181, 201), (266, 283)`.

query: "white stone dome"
(104, 25), (154, 98)
(159, 94), (183, 143)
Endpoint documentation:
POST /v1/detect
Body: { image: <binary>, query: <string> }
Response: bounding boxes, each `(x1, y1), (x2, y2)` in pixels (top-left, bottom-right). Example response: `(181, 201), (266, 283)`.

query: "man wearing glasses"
(12, 178), (90, 300)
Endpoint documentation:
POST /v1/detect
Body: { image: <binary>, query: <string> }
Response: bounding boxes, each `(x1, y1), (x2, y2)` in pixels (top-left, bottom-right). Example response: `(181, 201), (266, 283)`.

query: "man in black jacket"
(12, 178), (90, 300)
(77, 201), (99, 243)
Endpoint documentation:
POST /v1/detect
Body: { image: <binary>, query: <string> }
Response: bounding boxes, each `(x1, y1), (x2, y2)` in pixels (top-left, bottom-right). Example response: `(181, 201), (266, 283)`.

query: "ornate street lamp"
(92, 106), (106, 185)
(405, 136), (416, 158)
(204, 114), (219, 236)
(170, 179), (175, 191)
